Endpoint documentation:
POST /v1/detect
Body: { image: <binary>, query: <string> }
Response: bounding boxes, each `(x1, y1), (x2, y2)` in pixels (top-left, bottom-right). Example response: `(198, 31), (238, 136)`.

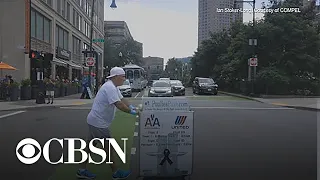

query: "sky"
(104, 0), (265, 65)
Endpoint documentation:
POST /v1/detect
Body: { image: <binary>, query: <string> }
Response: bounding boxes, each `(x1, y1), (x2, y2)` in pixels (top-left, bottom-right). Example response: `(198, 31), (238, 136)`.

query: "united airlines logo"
(172, 116), (189, 129)
(175, 116), (187, 125)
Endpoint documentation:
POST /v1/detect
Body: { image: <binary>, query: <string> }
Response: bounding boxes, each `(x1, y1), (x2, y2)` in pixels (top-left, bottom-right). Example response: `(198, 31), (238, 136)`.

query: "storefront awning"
(68, 61), (82, 70)
(52, 57), (68, 67)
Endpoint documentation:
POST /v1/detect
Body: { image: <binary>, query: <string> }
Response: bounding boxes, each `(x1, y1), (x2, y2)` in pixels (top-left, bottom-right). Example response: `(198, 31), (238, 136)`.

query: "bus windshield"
(126, 70), (133, 80)
(134, 70), (140, 79)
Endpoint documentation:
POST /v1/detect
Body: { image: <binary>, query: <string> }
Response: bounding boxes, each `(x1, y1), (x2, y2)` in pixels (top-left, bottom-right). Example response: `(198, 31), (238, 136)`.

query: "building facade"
(104, 21), (143, 67)
(198, 0), (243, 46)
(0, 0), (104, 84)
(142, 56), (164, 80)
(104, 21), (133, 44)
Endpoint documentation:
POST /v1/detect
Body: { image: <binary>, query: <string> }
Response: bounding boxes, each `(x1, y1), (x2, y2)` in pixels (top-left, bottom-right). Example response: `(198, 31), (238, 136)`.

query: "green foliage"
(104, 38), (143, 68)
(190, 0), (320, 95)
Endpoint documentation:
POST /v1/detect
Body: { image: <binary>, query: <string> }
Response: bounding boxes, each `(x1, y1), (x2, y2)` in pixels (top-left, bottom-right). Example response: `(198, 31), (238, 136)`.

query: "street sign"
(249, 57), (258, 67)
(139, 97), (193, 178)
(92, 39), (104, 43)
(85, 57), (95, 66)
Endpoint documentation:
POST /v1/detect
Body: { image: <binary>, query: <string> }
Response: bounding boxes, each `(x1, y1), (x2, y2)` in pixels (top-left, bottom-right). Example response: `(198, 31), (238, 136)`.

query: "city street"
(0, 88), (317, 180)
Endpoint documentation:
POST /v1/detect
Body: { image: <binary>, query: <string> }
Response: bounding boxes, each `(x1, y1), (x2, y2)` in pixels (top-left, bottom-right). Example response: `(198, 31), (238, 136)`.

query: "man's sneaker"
(76, 169), (96, 179)
(112, 169), (132, 180)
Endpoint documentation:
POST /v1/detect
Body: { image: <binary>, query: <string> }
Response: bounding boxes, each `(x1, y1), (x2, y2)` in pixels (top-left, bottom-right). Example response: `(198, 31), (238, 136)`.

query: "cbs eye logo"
(16, 138), (42, 164)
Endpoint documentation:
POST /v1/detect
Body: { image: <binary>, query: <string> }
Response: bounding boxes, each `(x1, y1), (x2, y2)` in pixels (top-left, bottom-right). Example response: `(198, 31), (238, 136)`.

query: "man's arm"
(121, 98), (130, 107)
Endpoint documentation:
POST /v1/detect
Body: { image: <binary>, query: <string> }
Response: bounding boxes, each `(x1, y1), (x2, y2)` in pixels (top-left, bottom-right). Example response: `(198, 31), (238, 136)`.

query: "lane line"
(131, 148), (136, 155)
(134, 132), (138, 136)
(191, 107), (293, 110)
(134, 92), (140, 98)
(135, 122), (139, 126)
(0, 111), (26, 119)
(60, 106), (293, 110)
(60, 107), (91, 109)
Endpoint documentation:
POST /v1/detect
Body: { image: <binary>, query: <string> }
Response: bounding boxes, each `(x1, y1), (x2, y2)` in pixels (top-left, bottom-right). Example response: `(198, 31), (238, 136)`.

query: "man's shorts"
(87, 124), (112, 143)
(46, 91), (54, 96)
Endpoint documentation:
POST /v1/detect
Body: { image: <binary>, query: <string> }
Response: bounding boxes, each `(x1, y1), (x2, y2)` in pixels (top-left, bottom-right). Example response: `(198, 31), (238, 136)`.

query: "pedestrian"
(45, 75), (55, 104)
(76, 67), (139, 180)
(80, 76), (89, 99)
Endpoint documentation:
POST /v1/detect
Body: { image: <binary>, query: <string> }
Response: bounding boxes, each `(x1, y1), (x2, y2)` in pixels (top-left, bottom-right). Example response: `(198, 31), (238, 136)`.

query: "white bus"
(122, 63), (147, 92)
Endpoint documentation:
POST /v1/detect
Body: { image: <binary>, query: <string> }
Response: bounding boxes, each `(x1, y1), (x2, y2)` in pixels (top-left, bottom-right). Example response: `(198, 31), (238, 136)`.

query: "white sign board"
(86, 57), (95, 66)
(139, 111), (194, 177)
(249, 58), (258, 67)
(142, 97), (190, 112)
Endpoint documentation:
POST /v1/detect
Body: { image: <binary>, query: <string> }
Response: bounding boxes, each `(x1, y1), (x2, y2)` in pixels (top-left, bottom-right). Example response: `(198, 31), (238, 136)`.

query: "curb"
(0, 104), (90, 112)
(219, 91), (320, 111)
(219, 91), (264, 103)
(275, 105), (320, 112)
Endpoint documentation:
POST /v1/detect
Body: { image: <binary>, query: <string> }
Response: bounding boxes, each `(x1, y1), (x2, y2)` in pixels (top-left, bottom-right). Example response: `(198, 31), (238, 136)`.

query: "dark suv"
(192, 77), (218, 95)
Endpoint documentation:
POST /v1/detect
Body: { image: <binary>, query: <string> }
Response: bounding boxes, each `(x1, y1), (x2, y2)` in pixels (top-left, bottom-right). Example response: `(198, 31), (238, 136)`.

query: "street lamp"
(86, 0), (118, 95)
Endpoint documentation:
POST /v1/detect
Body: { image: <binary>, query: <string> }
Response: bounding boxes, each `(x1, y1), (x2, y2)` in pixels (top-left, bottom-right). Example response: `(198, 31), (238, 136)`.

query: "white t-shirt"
(87, 80), (123, 128)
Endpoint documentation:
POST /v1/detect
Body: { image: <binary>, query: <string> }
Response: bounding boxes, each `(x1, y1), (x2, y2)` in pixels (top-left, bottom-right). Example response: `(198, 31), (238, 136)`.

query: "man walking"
(45, 75), (55, 104)
(76, 67), (139, 180)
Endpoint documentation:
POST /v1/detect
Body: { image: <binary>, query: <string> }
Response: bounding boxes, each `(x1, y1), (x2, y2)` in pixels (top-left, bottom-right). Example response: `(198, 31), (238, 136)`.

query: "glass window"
(126, 70), (133, 80)
(59, 27), (63, 47)
(43, 18), (50, 43)
(57, 0), (61, 14)
(36, 14), (43, 40)
(153, 81), (170, 87)
(134, 70), (140, 79)
(67, 2), (70, 21)
(55, 26), (58, 46)
(63, 31), (68, 49)
(31, 10), (36, 37)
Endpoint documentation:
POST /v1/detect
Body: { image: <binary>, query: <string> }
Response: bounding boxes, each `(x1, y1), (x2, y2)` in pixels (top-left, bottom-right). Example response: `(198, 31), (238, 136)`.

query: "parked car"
(170, 80), (185, 96)
(159, 78), (170, 81)
(118, 79), (132, 97)
(192, 77), (218, 95)
(148, 80), (173, 97)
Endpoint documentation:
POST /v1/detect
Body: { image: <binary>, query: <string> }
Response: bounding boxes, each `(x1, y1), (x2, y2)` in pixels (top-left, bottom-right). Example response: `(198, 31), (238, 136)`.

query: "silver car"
(118, 79), (132, 97)
(148, 80), (173, 97)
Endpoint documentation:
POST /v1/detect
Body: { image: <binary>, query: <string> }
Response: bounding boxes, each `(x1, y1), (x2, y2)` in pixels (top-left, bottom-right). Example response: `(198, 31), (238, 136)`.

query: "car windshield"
(199, 78), (214, 84)
(171, 81), (182, 86)
(123, 80), (130, 85)
(153, 81), (170, 87)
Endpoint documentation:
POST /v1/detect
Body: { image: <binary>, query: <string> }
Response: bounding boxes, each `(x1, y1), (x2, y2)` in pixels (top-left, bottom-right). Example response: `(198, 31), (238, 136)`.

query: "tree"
(165, 58), (183, 80)
(104, 38), (143, 70)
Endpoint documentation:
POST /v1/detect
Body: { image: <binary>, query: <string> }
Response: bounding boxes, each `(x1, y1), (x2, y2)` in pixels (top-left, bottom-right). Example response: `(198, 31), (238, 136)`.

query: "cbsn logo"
(15, 138), (128, 165)
(172, 116), (189, 129)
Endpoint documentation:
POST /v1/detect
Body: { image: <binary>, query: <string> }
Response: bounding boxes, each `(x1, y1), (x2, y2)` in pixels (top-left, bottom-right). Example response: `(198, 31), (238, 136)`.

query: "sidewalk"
(219, 91), (320, 111)
(0, 93), (93, 111)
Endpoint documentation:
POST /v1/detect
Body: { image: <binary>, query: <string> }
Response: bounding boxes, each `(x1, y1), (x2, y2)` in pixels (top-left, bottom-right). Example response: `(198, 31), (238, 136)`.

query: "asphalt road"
(0, 88), (317, 180)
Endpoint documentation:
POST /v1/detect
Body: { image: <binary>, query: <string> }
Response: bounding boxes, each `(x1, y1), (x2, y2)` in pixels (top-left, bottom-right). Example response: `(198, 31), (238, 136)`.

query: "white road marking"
(131, 148), (136, 155)
(60, 107), (91, 109)
(60, 106), (292, 110)
(134, 132), (138, 136)
(0, 111), (25, 119)
(191, 107), (293, 110)
(135, 122), (139, 126)
(134, 92), (140, 98)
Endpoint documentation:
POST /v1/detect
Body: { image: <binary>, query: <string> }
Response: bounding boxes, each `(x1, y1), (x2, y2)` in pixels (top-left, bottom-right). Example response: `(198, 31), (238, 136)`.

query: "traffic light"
(29, 50), (42, 59)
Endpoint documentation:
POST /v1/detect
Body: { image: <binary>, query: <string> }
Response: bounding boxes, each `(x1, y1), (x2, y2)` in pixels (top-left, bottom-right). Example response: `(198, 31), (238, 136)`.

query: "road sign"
(249, 57), (258, 67)
(85, 57), (95, 66)
(139, 97), (193, 178)
(92, 39), (104, 43)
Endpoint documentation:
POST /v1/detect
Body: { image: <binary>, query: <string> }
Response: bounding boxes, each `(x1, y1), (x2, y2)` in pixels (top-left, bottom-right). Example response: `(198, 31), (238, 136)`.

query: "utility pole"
(88, 0), (95, 93)
(234, 0), (257, 96)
